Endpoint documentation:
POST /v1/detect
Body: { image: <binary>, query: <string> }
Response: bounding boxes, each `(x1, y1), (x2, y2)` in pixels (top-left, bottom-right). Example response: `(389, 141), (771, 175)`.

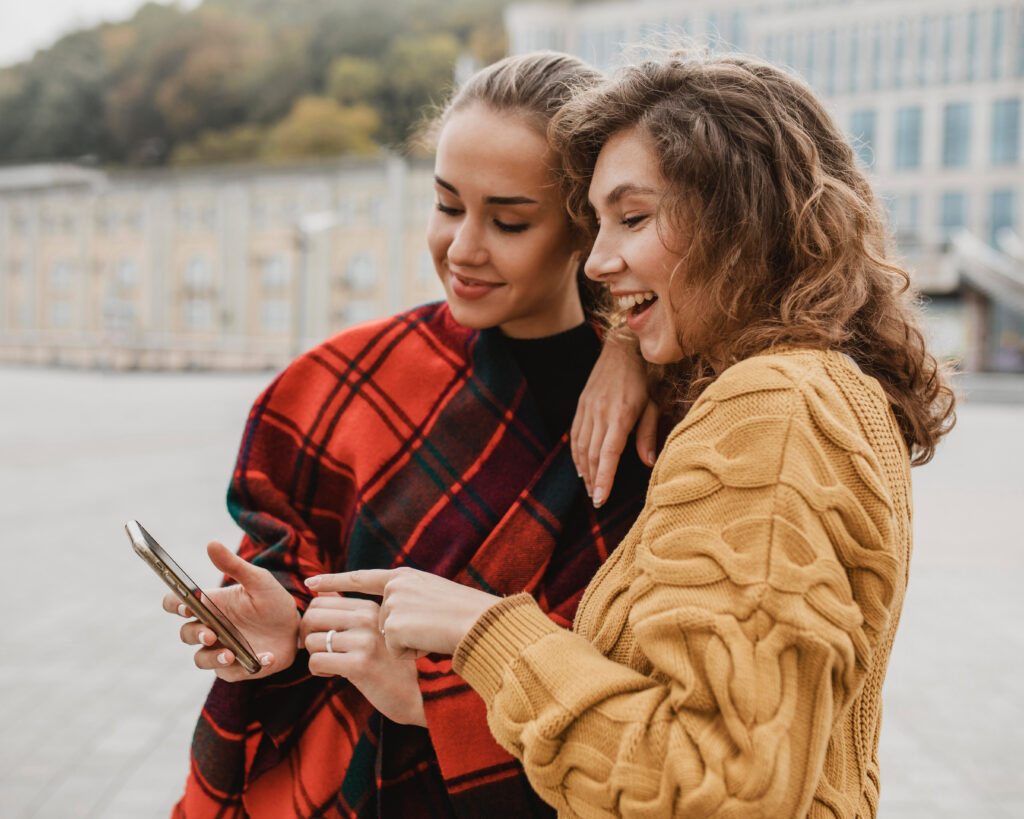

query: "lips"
(610, 289), (660, 332)
(450, 271), (504, 301)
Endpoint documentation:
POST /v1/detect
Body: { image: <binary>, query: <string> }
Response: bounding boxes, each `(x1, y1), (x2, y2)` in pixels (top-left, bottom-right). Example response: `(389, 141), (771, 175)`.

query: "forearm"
(454, 591), (855, 817)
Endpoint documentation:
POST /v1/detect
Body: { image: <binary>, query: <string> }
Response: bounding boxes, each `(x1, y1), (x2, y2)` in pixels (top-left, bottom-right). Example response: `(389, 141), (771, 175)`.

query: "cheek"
(425, 215), (451, 261)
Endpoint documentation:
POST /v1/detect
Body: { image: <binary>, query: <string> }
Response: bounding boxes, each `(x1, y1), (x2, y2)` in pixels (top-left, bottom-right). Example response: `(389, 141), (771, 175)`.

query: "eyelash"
(621, 215), (648, 228)
(436, 203), (528, 234)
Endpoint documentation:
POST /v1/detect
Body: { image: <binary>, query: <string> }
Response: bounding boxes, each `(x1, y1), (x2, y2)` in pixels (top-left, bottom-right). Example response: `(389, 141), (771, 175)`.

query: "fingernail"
(178, 604), (187, 617)
(197, 631), (209, 645)
(644, 449), (656, 467)
(217, 651), (230, 665)
(259, 653), (272, 666)
(305, 576), (321, 588)
(592, 489), (605, 508)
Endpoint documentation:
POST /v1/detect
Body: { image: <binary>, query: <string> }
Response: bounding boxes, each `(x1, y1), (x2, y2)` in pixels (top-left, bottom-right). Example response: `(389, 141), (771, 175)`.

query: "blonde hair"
(424, 51), (609, 316)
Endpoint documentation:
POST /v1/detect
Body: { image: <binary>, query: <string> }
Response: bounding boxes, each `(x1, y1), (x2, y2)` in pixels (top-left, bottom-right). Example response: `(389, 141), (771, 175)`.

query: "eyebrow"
(435, 176), (538, 206)
(592, 183), (660, 209)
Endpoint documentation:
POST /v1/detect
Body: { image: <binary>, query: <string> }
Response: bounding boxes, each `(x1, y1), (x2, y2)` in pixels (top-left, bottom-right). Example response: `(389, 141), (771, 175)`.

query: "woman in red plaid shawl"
(162, 52), (654, 818)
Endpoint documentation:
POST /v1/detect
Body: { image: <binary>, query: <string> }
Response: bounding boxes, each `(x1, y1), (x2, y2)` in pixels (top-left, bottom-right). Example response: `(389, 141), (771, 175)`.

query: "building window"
(848, 27), (860, 93)
(894, 20), (908, 89)
(895, 106), (923, 170)
(251, 201), (269, 229)
(115, 258), (138, 289)
(991, 98), (1021, 164)
(825, 28), (837, 96)
(940, 191), (968, 241)
(942, 103), (971, 167)
(990, 189), (1016, 247)
(850, 109), (876, 167)
(993, 7), (1007, 80)
(183, 299), (212, 330)
(966, 10), (980, 82)
(346, 253), (376, 290)
(10, 210), (27, 234)
(49, 260), (73, 292)
(731, 11), (745, 51)
(49, 301), (72, 328)
(334, 197), (355, 227)
(918, 16), (931, 86)
(870, 24), (884, 90)
(184, 256), (212, 291)
(369, 197), (386, 227)
(261, 256), (289, 290)
(804, 30), (816, 86)
(1017, 6), (1024, 77)
(887, 193), (922, 252)
(942, 14), (954, 83)
(261, 299), (290, 332)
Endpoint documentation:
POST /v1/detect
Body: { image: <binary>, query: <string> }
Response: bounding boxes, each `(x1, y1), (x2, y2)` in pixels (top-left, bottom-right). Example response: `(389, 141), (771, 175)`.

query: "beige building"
(0, 157), (443, 370)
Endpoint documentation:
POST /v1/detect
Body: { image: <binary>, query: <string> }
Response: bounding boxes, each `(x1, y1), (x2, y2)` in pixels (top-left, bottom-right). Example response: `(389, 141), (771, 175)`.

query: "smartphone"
(125, 519), (262, 674)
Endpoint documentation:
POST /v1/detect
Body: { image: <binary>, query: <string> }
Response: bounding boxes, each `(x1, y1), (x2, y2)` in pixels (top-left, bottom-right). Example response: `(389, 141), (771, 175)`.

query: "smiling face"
(585, 128), (687, 365)
(426, 104), (584, 339)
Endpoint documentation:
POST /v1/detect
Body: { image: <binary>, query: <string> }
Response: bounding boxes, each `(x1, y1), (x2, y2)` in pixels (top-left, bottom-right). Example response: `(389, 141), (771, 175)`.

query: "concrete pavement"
(1, 365), (1022, 817)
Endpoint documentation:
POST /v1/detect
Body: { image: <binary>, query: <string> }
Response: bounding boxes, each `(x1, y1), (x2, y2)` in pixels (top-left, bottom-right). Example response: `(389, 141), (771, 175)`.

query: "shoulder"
(256, 301), (470, 415)
(657, 350), (892, 481)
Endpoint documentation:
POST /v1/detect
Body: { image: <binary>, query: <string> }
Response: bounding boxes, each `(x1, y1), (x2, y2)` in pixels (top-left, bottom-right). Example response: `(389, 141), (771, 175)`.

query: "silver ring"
(325, 629), (336, 654)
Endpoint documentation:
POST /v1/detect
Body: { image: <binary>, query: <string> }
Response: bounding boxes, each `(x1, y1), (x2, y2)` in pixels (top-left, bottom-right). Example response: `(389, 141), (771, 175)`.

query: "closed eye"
(621, 214), (649, 228)
(495, 219), (528, 233)
(437, 202), (462, 216)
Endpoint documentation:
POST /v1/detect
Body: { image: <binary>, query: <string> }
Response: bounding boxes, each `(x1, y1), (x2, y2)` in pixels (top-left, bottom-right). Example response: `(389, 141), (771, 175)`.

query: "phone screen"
(126, 520), (261, 673)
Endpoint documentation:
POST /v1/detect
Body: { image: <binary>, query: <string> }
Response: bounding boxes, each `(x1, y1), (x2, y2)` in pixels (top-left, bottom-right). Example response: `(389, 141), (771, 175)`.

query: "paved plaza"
(1, 365), (1022, 817)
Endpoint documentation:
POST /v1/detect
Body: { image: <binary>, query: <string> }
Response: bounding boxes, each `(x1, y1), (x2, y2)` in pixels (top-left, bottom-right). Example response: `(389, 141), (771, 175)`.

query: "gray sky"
(0, 0), (199, 68)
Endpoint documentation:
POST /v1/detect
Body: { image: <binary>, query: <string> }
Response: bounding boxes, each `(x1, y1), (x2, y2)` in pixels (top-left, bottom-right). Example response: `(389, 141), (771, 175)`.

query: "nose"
(584, 227), (624, 281)
(447, 218), (488, 268)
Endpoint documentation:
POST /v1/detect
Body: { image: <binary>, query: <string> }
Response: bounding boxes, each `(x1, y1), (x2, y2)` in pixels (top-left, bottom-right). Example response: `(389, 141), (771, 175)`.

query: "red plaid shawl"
(174, 302), (649, 818)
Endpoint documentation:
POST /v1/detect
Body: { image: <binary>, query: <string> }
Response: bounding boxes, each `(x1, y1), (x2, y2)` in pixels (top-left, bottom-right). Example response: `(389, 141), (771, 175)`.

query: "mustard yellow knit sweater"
(453, 350), (912, 818)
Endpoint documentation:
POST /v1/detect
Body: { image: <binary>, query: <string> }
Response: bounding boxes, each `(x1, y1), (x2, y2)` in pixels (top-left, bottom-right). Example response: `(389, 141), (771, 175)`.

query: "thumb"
(636, 400), (659, 467)
(207, 541), (268, 589)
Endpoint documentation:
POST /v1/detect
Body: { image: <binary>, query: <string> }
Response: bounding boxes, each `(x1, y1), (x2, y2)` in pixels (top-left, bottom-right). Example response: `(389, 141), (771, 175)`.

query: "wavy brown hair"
(551, 50), (955, 464)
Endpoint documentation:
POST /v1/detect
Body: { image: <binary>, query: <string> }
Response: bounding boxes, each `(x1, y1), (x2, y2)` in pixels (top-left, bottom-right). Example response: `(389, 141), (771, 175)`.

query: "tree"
(171, 124), (265, 165)
(378, 33), (460, 148)
(326, 56), (382, 107)
(263, 96), (379, 160)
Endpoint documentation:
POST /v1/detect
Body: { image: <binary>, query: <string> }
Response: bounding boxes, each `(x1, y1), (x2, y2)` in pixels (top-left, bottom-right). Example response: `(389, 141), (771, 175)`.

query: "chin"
(445, 300), (494, 330)
(639, 339), (683, 365)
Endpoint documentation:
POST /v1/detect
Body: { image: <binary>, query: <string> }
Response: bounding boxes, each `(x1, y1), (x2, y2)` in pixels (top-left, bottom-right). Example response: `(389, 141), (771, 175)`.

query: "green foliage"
(171, 124), (265, 165)
(0, 0), (516, 166)
(264, 97), (379, 159)
(326, 57), (382, 107)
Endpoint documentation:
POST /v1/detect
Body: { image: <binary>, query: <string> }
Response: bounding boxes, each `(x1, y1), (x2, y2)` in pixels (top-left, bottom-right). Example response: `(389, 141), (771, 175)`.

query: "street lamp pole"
(292, 211), (343, 358)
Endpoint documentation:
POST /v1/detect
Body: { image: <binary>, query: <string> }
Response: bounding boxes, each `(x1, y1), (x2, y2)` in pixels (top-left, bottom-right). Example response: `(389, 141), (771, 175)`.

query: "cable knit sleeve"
(453, 355), (903, 817)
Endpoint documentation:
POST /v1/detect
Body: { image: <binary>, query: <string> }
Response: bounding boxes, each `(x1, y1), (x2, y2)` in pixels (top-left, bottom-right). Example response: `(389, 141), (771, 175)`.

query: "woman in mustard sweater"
(305, 51), (957, 817)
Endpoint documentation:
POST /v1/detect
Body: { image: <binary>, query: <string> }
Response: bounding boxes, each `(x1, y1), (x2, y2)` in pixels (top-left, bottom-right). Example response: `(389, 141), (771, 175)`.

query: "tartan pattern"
(173, 302), (649, 818)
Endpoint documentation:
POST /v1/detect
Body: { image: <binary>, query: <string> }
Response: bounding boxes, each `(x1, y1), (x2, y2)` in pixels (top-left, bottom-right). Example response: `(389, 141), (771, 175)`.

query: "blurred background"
(0, 0), (1021, 370)
(1, 0), (1022, 817)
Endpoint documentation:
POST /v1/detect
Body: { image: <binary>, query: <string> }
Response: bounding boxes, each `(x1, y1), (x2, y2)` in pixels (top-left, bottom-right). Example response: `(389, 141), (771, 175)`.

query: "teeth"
(616, 291), (656, 310)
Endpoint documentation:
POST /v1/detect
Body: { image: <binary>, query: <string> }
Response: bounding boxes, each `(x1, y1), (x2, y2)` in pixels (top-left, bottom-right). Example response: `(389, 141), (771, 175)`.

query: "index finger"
(305, 569), (395, 595)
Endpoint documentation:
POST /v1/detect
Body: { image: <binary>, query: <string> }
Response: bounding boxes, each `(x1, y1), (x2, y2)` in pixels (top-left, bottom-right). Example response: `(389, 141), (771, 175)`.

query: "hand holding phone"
(125, 518), (299, 679)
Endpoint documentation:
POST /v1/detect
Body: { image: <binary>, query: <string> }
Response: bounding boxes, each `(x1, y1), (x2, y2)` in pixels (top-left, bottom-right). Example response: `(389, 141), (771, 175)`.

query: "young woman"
(163, 53), (652, 818)
(306, 51), (957, 817)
